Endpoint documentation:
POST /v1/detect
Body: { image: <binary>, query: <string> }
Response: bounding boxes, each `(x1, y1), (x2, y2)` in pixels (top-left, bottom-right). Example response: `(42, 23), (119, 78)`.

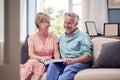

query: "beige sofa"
(74, 37), (120, 80)
(41, 37), (120, 80)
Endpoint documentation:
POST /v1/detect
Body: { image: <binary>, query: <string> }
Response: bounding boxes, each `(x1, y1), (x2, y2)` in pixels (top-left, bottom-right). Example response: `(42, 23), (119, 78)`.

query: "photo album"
(38, 59), (65, 65)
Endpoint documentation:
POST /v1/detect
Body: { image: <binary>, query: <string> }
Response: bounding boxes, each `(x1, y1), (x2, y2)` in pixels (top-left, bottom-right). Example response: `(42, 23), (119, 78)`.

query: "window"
(43, 0), (69, 37)
(20, 0), (82, 41)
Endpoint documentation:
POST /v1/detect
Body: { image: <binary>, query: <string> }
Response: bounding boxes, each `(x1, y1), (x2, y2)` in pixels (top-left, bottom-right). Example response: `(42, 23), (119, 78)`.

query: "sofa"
(74, 37), (120, 80)
(21, 37), (120, 80)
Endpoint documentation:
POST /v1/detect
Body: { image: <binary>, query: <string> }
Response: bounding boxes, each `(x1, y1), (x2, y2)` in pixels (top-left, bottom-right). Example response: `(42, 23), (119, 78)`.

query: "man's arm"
(64, 54), (91, 64)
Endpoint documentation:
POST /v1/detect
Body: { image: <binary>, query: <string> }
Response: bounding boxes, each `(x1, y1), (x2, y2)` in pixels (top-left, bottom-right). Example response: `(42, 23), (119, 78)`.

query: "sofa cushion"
(21, 35), (29, 64)
(92, 41), (120, 68)
(91, 37), (119, 63)
(74, 69), (120, 80)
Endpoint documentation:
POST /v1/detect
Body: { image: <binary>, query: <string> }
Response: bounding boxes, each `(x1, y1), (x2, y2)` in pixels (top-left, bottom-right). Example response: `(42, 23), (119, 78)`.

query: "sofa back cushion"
(92, 41), (120, 68)
(21, 35), (29, 64)
(91, 37), (119, 64)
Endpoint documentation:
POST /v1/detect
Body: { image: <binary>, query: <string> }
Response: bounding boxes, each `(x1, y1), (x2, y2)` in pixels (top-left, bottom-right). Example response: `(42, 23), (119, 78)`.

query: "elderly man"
(46, 12), (93, 80)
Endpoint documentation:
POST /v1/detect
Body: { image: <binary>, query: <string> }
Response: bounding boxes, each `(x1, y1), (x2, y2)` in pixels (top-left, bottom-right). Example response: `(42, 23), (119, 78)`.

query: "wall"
(0, 0), (4, 41)
(83, 0), (108, 34)
(108, 9), (120, 35)
(0, 0), (20, 80)
(0, 0), (4, 64)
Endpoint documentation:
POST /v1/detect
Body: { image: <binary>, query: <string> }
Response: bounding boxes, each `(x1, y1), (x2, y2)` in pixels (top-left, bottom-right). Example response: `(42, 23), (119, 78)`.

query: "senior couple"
(20, 12), (93, 80)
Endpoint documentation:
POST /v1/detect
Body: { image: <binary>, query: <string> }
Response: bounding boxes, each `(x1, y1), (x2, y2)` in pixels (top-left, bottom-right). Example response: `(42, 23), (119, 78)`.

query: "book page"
(39, 59), (65, 65)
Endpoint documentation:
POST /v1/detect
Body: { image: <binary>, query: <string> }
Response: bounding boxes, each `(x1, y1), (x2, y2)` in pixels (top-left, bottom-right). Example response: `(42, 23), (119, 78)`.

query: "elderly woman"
(20, 12), (60, 80)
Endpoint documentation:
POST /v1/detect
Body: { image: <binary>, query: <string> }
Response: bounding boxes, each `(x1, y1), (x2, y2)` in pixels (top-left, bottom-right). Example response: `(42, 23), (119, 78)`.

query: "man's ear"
(75, 23), (78, 26)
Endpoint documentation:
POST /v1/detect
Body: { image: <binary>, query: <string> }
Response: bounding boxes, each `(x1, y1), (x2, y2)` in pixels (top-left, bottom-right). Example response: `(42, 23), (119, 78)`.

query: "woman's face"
(38, 20), (50, 32)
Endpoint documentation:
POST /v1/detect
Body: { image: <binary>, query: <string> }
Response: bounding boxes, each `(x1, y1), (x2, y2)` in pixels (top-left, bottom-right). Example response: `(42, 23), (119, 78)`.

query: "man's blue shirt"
(59, 28), (93, 59)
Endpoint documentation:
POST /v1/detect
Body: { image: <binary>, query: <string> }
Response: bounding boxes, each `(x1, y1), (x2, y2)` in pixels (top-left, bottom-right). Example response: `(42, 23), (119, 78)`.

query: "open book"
(39, 59), (65, 65)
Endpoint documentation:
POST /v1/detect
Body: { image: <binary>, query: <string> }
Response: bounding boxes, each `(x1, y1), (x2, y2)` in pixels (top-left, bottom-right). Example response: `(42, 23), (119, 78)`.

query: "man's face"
(64, 16), (77, 35)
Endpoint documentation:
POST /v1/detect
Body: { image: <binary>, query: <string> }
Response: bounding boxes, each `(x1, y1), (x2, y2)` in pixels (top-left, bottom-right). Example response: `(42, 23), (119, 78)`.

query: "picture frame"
(108, 0), (120, 9)
(104, 23), (119, 37)
(85, 21), (98, 37)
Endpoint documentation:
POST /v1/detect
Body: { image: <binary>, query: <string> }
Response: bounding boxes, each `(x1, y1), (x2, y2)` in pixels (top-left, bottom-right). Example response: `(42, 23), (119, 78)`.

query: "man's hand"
(63, 54), (91, 65)
(63, 58), (76, 64)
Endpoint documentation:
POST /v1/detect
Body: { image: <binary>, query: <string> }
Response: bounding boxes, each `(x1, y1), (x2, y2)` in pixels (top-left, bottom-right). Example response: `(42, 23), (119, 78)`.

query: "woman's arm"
(28, 45), (51, 60)
(53, 42), (60, 59)
(28, 45), (41, 60)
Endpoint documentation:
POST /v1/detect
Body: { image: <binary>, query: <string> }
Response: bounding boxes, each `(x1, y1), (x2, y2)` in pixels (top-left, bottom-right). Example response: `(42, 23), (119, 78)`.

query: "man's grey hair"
(64, 12), (79, 23)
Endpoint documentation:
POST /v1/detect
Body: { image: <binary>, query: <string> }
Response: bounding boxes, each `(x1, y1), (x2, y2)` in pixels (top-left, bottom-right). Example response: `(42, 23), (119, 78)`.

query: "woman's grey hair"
(64, 12), (79, 23)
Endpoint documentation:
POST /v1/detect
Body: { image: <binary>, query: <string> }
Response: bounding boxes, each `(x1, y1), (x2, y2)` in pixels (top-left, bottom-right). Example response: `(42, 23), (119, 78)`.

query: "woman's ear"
(37, 21), (41, 27)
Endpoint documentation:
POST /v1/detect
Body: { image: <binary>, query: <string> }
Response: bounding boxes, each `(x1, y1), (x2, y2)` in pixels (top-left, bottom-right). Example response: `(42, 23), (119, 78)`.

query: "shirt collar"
(65, 28), (79, 37)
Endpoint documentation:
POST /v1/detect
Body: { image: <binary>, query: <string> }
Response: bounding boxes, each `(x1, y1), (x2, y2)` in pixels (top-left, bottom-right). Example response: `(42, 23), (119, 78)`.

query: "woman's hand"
(40, 56), (52, 61)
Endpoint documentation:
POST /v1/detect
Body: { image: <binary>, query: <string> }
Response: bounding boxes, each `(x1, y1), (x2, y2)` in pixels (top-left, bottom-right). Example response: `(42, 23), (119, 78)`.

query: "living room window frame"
(20, 0), (82, 41)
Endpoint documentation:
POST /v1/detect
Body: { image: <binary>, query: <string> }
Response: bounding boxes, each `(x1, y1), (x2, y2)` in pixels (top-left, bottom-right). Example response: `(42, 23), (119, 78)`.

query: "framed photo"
(104, 23), (119, 36)
(85, 21), (98, 37)
(108, 0), (120, 9)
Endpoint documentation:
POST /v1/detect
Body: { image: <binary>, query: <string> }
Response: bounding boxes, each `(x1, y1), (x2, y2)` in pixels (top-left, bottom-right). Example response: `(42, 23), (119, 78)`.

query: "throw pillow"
(21, 35), (29, 64)
(92, 41), (120, 68)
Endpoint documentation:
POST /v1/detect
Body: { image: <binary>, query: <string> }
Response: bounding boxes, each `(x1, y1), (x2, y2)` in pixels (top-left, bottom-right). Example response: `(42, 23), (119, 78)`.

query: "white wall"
(0, 0), (20, 80)
(0, 0), (4, 65)
(83, 0), (108, 34)
(0, 0), (4, 41)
